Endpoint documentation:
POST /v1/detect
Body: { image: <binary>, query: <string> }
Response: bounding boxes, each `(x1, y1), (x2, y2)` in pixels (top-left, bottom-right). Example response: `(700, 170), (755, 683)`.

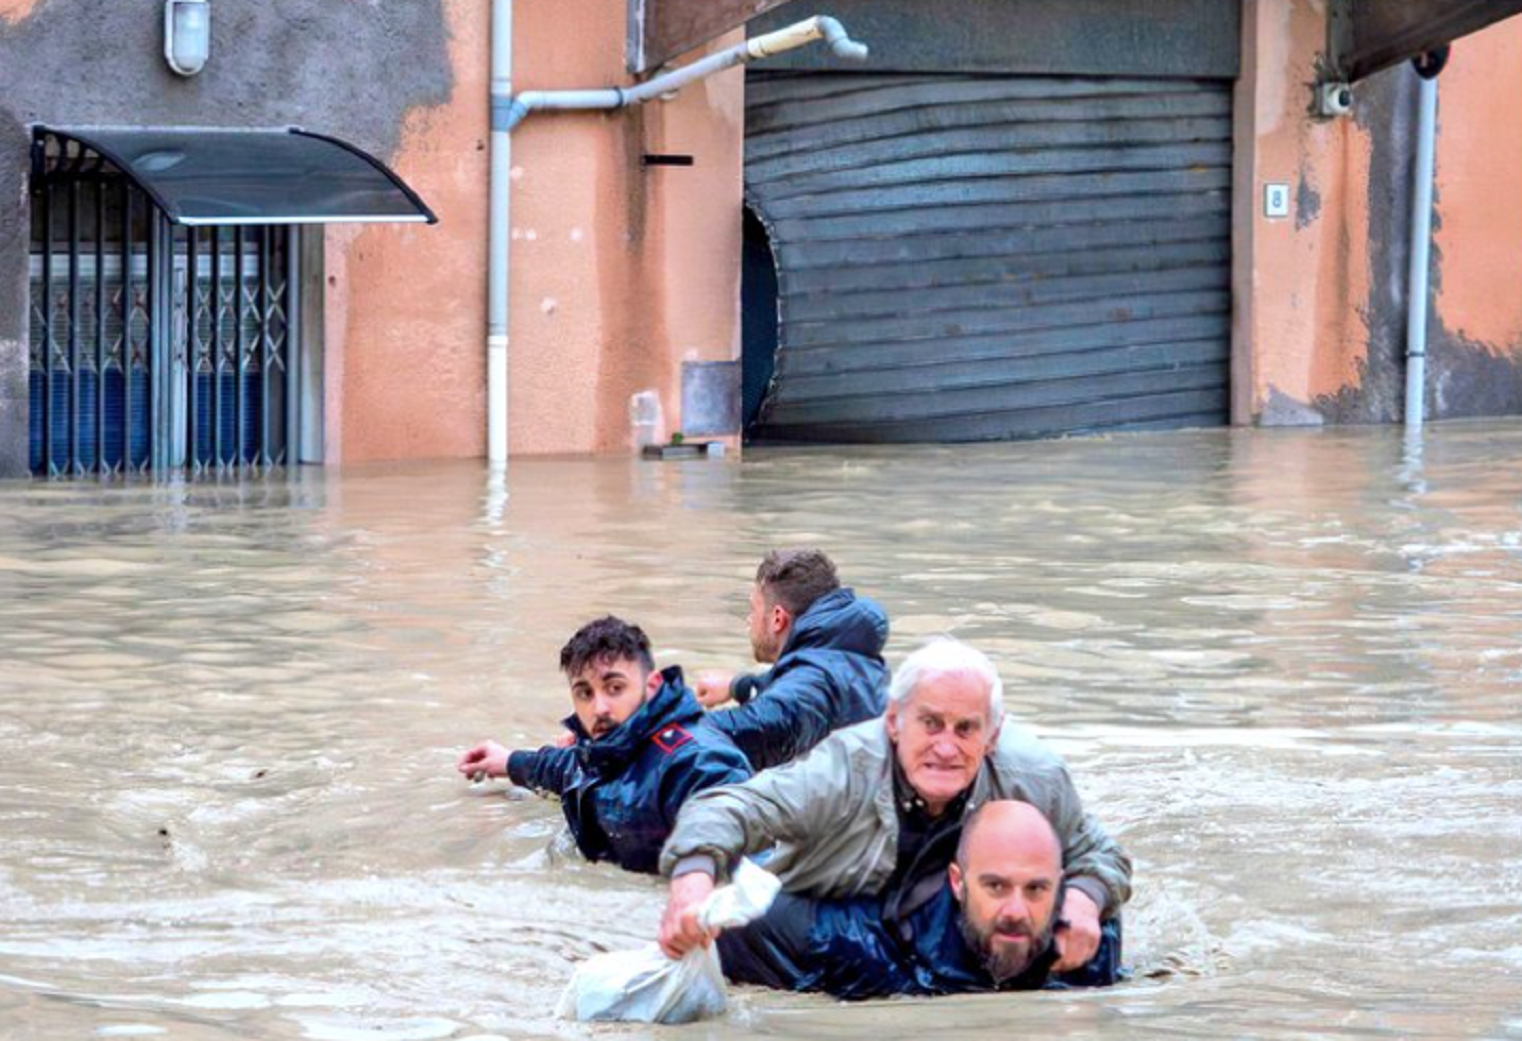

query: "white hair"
(887, 637), (1004, 721)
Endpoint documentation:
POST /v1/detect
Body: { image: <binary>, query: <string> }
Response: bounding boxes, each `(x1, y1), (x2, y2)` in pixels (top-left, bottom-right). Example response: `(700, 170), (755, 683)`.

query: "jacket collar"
(917, 884), (1059, 991)
(777, 587), (889, 660)
(563, 665), (702, 779)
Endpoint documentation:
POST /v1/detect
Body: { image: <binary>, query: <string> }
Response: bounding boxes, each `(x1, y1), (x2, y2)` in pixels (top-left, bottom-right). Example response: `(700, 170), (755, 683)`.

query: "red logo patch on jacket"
(651, 726), (694, 755)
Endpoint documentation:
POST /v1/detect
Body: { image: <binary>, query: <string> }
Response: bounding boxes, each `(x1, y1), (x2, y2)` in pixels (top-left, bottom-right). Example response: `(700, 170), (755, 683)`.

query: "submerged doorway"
(29, 174), (298, 477)
(740, 207), (780, 436)
(743, 71), (1234, 444)
(25, 125), (434, 478)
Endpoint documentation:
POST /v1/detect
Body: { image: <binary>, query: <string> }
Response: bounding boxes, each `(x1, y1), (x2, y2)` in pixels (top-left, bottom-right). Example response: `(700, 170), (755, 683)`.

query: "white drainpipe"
(484, 14), (866, 464)
(487, 0), (513, 466)
(500, 17), (867, 132)
(1405, 69), (1439, 432)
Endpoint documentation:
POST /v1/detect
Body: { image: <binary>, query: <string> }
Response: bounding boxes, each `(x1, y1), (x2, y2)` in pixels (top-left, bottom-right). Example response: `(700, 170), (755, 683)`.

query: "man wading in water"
(456, 617), (751, 875)
(659, 638), (1130, 976)
(693, 548), (890, 771)
(715, 799), (1121, 998)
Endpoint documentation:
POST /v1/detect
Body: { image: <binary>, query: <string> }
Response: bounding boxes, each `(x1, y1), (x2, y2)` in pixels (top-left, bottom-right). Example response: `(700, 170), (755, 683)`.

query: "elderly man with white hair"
(658, 638), (1130, 974)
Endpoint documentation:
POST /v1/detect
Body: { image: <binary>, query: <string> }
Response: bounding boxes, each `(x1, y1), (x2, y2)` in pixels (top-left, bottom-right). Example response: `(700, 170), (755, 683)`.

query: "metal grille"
(28, 132), (301, 477)
(744, 72), (1233, 444)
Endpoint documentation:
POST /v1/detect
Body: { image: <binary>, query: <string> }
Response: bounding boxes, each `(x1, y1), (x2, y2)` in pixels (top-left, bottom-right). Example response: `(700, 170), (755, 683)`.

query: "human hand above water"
(658, 871), (717, 958)
(1052, 887), (1102, 971)
(456, 739), (511, 782)
(694, 671), (736, 709)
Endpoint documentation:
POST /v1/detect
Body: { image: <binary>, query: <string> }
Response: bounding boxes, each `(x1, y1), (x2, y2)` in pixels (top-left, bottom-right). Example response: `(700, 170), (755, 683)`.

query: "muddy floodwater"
(3, 422), (1522, 1040)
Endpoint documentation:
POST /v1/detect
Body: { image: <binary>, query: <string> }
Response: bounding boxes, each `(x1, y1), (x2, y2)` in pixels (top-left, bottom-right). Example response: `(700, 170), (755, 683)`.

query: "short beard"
(957, 899), (1055, 984)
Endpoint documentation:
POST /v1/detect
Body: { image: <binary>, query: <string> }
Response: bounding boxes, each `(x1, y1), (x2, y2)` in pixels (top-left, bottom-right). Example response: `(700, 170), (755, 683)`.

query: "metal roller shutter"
(744, 72), (1234, 444)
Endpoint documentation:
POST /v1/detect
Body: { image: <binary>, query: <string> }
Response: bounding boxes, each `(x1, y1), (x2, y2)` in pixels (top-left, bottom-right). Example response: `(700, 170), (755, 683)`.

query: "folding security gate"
(29, 134), (299, 477)
(744, 72), (1234, 443)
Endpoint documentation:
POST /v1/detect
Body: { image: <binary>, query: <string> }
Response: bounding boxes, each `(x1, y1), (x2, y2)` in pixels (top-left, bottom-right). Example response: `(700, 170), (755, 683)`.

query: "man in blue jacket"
(455, 617), (751, 875)
(695, 549), (889, 770)
(715, 800), (1122, 999)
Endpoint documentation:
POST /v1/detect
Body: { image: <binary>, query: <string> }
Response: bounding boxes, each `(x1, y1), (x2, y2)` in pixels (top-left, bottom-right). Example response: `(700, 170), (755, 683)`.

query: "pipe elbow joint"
(503, 96), (533, 132)
(817, 16), (869, 62)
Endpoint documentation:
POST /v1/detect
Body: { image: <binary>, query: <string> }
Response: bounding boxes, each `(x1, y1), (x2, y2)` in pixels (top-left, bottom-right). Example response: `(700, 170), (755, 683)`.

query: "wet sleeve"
(1043, 763), (1133, 918)
(506, 746), (579, 796)
(715, 892), (820, 990)
(658, 737), (852, 879)
(730, 672), (765, 706)
(709, 663), (837, 771)
(657, 743), (754, 832)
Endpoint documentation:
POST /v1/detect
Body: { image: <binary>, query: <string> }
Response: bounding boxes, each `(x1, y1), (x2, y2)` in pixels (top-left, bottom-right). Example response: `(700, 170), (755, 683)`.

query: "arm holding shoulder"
(658, 729), (857, 879)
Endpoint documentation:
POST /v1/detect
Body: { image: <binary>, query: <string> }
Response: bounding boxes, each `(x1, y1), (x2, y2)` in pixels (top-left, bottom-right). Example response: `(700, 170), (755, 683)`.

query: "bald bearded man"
(714, 800), (1123, 999)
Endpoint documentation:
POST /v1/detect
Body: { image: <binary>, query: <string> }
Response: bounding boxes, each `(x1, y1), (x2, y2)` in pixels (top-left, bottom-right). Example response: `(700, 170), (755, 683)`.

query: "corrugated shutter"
(744, 72), (1234, 444)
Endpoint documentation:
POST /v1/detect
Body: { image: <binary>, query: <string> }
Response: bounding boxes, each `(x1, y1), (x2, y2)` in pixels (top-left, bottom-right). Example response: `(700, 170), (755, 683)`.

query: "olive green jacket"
(658, 716), (1131, 917)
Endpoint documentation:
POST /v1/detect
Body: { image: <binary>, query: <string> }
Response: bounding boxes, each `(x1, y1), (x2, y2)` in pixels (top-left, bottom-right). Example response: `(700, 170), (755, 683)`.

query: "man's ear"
(645, 669), (664, 696)
(772, 603), (793, 637)
(885, 701), (901, 742)
(948, 860), (965, 905)
(984, 716), (1002, 755)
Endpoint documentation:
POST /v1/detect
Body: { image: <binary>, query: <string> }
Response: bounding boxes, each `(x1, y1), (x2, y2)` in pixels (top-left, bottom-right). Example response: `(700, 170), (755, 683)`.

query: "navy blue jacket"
(718, 884), (1122, 1000)
(713, 588), (889, 771)
(507, 668), (751, 874)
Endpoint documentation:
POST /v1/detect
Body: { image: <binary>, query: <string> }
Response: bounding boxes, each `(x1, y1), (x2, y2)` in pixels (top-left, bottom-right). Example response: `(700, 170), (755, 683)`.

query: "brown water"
(2, 423), (1521, 1040)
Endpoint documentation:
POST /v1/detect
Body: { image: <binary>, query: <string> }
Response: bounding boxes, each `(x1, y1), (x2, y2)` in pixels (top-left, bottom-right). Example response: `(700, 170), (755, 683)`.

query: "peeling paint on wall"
(0, 0), (451, 158)
(1426, 324), (1522, 417)
(337, 0), (490, 463)
(1253, 0), (1522, 429)
(0, 112), (29, 476)
(1294, 171), (1322, 228)
(1263, 385), (1326, 425)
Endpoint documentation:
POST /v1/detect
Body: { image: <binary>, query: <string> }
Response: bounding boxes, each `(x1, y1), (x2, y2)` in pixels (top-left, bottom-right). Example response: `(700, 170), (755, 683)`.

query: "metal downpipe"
(487, 0), (512, 466)
(1405, 56), (1443, 433)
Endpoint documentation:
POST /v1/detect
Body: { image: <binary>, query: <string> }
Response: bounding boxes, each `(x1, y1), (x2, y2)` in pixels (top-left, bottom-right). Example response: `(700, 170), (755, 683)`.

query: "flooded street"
(3, 422), (1521, 1040)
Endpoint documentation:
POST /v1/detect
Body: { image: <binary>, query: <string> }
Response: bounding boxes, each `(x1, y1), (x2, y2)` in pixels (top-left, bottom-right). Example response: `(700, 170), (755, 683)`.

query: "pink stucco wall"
(504, 1), (743, 454)
(1234, 0), (1375, 423)
(329, 0), (742, 462)
(330, 0), (490, 464)
(1430, 19), (1522, 353)
(322, 0), (1522, 455)
(1235, 1), (1522, 424)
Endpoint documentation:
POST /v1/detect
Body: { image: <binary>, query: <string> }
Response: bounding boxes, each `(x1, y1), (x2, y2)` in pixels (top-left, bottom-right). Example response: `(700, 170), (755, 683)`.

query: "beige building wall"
(326, 0), (491, 464)
(1234, 0), (1376, 424)
(323, 0), (1521, 461)
(1235, 0), (1522, 426)
(497, 0), (742, 455)
(327, 0), (742, 463)
(1430, 20), (1522, 357)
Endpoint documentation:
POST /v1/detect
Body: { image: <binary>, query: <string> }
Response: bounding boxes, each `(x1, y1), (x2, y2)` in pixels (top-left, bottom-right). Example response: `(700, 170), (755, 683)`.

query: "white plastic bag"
(557, 859), (782, 1024)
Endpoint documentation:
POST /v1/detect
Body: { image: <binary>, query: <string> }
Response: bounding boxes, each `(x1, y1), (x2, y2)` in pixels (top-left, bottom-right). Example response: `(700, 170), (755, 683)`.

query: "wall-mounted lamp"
(164, 0), (211, 77)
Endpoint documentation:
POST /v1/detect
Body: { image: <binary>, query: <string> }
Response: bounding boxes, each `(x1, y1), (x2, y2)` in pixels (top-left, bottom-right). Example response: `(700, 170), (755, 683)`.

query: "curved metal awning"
(34, 125), (437, 226)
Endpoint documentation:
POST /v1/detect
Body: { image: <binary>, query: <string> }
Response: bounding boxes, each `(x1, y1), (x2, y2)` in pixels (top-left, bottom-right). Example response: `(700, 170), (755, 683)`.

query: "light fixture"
(164, 0), (211, 77)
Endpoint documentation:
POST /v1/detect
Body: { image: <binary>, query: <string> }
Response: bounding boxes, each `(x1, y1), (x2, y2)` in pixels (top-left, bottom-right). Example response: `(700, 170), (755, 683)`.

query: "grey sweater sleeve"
(658, 737), (849, 878)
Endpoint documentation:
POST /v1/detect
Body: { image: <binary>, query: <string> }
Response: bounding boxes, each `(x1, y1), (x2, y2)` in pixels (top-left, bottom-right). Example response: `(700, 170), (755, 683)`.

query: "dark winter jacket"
(506, 667), (751, 874)
(712, 587), (889, 770)
(717, 884), (1123, 1000)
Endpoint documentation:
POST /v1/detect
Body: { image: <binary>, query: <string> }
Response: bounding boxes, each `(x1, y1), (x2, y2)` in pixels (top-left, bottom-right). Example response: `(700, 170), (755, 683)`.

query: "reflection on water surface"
(2, 423), (1521, 1039)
